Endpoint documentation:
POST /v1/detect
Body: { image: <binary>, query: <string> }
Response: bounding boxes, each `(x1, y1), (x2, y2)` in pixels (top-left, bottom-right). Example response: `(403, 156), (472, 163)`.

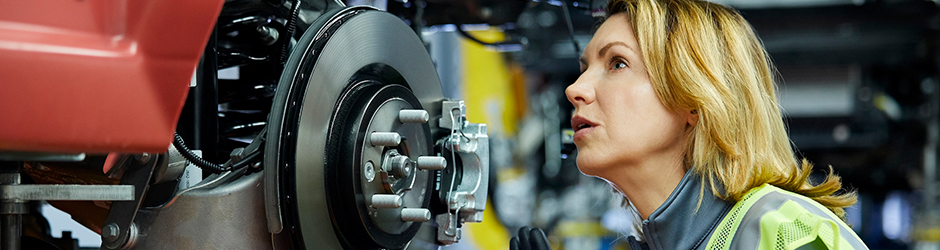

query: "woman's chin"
(575, 158), (604, 177)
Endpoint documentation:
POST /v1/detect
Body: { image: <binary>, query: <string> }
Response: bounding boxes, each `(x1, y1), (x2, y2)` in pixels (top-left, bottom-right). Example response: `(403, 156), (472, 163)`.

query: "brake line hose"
(172, 132), (259, 174)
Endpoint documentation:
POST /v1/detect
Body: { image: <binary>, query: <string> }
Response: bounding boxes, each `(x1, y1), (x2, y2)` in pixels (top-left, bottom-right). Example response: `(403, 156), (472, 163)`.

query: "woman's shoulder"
(704, 184), (868, 250)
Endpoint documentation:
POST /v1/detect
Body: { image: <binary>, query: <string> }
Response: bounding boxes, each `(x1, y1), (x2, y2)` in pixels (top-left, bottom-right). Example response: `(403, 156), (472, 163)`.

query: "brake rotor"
(265, 5), (445, 250)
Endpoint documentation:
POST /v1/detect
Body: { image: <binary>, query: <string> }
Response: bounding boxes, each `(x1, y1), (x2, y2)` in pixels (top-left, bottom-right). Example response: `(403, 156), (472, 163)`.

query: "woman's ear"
(686, 109), (699, 128)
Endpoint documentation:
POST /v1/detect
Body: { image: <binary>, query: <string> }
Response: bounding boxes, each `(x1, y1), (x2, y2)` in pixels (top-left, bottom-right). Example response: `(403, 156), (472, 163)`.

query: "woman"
(512, 0), (868, 249)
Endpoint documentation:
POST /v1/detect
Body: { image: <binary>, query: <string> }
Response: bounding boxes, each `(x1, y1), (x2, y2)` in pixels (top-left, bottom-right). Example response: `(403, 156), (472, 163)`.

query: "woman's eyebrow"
(598, 41), (631, 58)
(580, 41), (631, 68)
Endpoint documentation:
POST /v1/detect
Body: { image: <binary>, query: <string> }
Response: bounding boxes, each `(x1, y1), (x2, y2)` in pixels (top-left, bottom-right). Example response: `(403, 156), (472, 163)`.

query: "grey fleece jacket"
(631, 170), (734, 250)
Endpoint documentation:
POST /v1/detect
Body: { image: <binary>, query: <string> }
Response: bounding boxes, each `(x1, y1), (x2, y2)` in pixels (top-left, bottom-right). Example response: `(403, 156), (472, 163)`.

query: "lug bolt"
(370, 132), (401, 147)
(417, 156), (447, 170)
(371, 194), (403, 208)
(399, 109), (430, 124)
(401, 208), (431, 222)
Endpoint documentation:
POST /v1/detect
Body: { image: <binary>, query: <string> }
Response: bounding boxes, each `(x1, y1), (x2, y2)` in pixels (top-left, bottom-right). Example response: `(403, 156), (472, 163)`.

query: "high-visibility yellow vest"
(705, 184), (868, 250)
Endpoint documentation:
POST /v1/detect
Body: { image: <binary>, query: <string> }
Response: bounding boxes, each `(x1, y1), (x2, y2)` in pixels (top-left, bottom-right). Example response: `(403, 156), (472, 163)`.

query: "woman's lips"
(571, 115), (597, 142)
(573, 125), (594, 141)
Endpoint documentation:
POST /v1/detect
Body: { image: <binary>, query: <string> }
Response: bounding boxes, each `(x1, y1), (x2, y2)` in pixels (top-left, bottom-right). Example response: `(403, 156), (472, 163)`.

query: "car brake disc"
(264, 5), (446, 250)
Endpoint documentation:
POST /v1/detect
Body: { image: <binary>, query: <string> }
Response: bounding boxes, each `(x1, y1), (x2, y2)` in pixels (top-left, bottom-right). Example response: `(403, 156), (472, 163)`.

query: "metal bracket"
(1, 185), (134, 201)
(0, 152), (85, 162)
(100, 155), (160, 250)
(0, 165), (135, 250)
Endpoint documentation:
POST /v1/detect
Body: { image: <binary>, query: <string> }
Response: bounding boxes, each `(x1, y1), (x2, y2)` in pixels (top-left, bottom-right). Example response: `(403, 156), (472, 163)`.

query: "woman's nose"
(566, 74), (595, 107)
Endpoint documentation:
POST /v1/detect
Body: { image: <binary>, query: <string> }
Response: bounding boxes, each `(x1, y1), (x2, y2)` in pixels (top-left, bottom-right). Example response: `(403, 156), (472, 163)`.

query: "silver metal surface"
(0, 174), (18, 185)
(1, 185), (134, 201)
(1, 214), (20, 250)
(399, 109), (430, 124)
(0, 203), (25, 215)
(0, 152), (85, 162)
(364, 161), (376, 182)
(270, 7), (444, 248)
(416, 156), (446, 170)
(365, 99), (430, 235)
(371, 194), (403, 208)
(165, 170), (234, 207)
(130, 172), (286, 249)
(436, 100), (490, 244)
(370, 132), (402, 147)
(0, 172), (21, 250)
(156, 146), (188, 184)
(400, 208), (431, 222)
(124, 223), (139, 249)
(436, 213), (461, 244)
(438, 100), (466, 130)
(389, 155), (413, 178)
(378, 145), (418, 195)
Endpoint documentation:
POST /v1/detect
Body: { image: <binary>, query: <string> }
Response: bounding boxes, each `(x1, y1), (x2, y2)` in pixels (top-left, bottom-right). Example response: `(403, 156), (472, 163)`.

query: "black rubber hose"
(173, 133), (227, 174)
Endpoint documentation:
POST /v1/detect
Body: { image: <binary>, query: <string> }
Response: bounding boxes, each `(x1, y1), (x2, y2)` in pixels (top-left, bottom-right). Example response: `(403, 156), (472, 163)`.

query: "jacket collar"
(640, 170), (734, 250)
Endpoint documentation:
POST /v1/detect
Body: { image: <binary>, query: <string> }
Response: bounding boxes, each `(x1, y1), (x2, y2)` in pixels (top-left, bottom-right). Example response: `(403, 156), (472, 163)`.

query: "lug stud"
(401, 208), (431, 222)
(370, 132), (401, 147)
(399, 109), (430, 124)
(371, 194), (403, 208)
(416, 156), (447, 170)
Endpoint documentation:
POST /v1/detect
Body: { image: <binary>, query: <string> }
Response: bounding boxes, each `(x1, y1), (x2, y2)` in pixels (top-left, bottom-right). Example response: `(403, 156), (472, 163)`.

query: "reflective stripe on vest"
(705, 184), (868, 250)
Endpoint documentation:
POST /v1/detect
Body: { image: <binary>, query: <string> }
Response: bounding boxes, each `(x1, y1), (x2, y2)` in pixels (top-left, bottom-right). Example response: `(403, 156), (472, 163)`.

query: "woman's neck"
(607, 153), (688, 220)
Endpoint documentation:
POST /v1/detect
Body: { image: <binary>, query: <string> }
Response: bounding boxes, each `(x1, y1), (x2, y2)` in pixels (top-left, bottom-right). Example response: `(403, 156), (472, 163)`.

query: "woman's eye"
(613, 62), (627, 70)
(610, 59), (627, 70)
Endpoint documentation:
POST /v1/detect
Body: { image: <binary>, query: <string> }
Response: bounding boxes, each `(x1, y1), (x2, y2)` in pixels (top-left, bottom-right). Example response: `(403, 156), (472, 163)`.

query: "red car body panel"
(0, 0), (224, 153)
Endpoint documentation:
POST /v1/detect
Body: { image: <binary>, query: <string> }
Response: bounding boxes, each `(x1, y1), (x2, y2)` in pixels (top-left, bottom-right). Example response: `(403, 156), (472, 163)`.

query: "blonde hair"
(606, 0), (856, 219)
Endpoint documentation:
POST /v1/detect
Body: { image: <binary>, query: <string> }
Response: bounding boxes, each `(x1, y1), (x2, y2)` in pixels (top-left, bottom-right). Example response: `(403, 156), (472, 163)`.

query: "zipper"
(642, 219), (655, 249)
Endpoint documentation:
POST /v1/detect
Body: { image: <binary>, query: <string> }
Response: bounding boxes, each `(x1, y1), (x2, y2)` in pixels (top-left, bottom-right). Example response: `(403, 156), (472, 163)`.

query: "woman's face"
(566, 13), (692, 176)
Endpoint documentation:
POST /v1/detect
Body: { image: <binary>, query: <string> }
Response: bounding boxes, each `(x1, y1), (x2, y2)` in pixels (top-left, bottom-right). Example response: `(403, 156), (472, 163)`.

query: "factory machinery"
(0, 0), (490, 249)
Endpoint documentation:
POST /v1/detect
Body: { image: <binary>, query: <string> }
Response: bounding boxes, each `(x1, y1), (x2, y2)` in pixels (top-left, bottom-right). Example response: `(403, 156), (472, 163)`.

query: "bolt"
(370, 132), (401, 147)
(417, 156), (446, 170)
(364, 161), (375, 182)
(399, 109), (430, 124)
(102, 223), (120, 242)
(401, 208), (431, 222)
(371, 194), (402, 208)
(257, 26), (279, 46)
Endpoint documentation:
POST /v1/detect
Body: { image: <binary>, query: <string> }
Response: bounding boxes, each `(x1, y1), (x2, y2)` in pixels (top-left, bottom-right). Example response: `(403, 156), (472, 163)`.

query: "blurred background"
(33, 0), (940, 249)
